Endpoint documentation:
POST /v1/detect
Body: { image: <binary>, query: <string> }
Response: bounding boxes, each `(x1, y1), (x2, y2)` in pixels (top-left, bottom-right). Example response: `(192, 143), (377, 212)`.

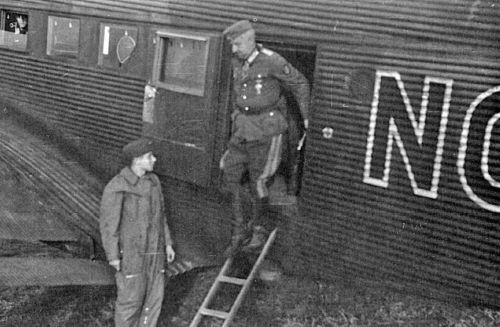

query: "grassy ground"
(2, 255), (500, 327)
(165, 267), (500, 327)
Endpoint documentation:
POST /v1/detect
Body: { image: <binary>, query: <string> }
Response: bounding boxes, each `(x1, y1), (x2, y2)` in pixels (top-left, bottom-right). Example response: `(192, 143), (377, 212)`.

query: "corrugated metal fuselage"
(0, 0), (499, 303)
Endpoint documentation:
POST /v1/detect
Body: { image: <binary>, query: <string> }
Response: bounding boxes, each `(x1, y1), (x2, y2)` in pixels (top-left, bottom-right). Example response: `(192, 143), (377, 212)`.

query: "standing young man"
(100, 137), (175, 327)
(220, 20), (310, 257)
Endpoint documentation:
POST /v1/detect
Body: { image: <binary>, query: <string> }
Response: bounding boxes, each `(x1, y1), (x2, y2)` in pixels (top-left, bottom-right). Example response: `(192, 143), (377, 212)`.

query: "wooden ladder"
(189, 228), (278, 327)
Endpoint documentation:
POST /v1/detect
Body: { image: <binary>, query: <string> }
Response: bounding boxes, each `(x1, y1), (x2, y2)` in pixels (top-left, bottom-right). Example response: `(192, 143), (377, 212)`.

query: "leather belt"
(237, 103), (278, 115)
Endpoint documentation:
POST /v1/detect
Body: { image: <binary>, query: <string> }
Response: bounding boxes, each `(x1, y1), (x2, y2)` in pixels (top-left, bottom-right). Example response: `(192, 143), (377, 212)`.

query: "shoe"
(242, 226), (268, 252)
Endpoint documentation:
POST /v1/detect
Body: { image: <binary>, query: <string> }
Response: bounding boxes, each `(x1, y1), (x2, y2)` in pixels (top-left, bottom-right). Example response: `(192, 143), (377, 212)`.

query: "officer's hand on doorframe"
(109, 259), (121, 272)
(166, 245), (175, 263)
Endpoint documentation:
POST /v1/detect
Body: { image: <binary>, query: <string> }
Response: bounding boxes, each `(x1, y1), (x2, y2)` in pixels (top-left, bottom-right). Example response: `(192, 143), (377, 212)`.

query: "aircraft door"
(143, 30), (229, 187)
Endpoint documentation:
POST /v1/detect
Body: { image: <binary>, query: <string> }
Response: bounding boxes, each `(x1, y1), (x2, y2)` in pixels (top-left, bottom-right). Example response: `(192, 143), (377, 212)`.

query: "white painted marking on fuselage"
(364, 71), (453, 199)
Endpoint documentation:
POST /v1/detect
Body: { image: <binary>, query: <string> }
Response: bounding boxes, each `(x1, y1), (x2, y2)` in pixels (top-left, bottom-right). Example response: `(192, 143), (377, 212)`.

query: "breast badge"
(255, 74), (263, 94)
(255, 81), (263, 94)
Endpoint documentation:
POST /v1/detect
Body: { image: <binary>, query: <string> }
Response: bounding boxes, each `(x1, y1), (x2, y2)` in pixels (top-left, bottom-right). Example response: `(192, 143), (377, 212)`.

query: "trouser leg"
(115, 272), (146, 327)
(140, 258), (165, 327)
(249, 135), (282, 226)
(245, 135), (283, 250)
(251, 135), (283, 200)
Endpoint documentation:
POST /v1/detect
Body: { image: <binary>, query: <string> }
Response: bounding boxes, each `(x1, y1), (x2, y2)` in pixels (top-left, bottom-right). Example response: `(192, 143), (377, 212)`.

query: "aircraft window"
(47, 16), (80, 57)
(0, 11), (28, 51)
(98, 23), (138, 68)
(153, 33), (209, 96)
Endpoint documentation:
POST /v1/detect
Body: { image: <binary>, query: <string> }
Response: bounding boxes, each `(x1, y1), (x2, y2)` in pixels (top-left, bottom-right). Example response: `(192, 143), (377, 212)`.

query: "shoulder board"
(260, 48), (274, 56)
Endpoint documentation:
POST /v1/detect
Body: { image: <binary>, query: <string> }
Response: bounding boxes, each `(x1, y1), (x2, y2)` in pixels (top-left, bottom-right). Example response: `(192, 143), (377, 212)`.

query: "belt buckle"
(242, 106), (253, 115)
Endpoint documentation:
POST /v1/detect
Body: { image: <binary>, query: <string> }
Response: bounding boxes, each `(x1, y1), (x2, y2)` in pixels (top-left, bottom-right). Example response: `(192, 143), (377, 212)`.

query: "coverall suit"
(100, 167), (173, 327)
(220, 45), (310, 245)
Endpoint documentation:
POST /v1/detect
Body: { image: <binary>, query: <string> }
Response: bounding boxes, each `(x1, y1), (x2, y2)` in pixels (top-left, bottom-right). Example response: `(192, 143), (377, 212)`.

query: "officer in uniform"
(220, 20), (310, 256)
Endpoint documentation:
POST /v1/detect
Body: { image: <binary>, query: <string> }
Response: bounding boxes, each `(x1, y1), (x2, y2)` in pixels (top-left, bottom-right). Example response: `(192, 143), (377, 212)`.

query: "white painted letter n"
(363, 71), (453, 199)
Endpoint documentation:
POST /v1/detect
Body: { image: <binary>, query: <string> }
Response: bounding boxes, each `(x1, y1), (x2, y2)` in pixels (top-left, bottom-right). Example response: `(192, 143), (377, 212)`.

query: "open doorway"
(260, 40), (317, 198)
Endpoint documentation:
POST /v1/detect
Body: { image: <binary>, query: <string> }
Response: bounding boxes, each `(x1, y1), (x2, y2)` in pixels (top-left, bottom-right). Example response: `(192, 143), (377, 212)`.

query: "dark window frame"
(0, 9), (29, 51)
(152, 31), (210, 97)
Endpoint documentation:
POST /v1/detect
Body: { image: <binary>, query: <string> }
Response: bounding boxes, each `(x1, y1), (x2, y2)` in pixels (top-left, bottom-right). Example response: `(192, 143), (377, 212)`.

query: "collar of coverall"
(120, 166), (156, 187)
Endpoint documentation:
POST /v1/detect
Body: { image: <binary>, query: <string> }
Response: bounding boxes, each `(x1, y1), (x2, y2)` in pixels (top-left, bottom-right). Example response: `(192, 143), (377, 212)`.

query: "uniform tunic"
(100, 167), (173, 327)
(222, 45), (310, 198)
(230, 45), (310, 142)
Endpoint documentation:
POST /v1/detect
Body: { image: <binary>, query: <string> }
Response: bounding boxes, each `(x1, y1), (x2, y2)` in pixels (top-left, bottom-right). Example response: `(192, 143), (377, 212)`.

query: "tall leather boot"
(243, 196), (270, 251)
(223, 191), (247, 258)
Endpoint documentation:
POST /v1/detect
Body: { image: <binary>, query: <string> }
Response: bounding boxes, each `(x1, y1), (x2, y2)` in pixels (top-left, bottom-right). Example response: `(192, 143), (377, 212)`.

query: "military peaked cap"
(122, 137), (155, 161)
(223, 20), (254, 41)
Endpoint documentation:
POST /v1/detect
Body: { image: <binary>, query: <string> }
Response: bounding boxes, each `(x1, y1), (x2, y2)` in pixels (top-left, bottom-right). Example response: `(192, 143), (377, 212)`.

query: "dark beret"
(122, 137), (155, 161)
(223, 20), (253, 41)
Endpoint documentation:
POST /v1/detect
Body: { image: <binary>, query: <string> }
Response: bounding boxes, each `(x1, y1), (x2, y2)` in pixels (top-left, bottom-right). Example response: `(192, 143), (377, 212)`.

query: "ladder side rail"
(221, 228), (278, 327)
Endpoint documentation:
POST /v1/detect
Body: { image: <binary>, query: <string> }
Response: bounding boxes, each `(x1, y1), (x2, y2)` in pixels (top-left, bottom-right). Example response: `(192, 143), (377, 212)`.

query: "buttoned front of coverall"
(100, 167), (173, 327)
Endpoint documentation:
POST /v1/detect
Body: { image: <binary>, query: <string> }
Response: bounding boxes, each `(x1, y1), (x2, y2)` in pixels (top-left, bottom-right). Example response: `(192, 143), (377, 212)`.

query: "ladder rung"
(217, 275), (246, 285)
(199, 308), (230, 319)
